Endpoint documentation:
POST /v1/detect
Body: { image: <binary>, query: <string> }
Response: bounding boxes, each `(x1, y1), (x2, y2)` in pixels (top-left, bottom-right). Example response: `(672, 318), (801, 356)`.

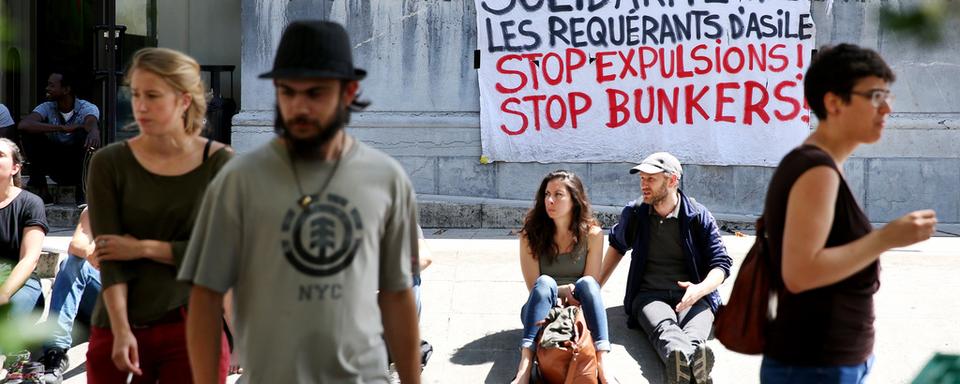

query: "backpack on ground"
(533, 306), (604, 384)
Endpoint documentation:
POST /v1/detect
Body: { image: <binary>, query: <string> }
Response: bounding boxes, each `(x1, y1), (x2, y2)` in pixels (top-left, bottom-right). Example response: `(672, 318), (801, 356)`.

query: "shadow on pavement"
(63, 363), (86, 380)
(449, 309), (670, 384)
(449, 328), (522, 384)
(606, 306), (663, 384)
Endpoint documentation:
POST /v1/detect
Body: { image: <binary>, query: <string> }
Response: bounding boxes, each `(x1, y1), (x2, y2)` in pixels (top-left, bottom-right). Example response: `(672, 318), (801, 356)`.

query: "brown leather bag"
(534, 306), (605, 384)
(715, 217), (774, 355)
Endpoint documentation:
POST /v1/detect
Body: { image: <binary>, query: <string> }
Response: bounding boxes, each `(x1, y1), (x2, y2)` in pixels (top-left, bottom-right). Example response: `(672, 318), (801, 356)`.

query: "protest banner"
(477, 0), (815, 165)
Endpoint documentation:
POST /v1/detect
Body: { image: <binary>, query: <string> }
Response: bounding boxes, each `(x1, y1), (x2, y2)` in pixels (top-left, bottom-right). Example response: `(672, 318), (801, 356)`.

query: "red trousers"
(86, 316), (229, 384)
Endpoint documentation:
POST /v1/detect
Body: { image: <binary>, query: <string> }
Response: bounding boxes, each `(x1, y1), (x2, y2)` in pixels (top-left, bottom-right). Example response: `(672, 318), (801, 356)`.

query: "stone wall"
(234, 0), (960, 225)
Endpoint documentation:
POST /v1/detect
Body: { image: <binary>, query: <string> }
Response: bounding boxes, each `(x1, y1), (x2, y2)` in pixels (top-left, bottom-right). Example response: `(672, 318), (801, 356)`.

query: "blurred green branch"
(880, 0), (960, 44)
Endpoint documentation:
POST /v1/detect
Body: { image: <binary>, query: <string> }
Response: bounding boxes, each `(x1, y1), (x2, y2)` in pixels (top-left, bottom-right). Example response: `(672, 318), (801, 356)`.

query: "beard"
(644, 182), (670, 206)
(275, 102), (351, 159)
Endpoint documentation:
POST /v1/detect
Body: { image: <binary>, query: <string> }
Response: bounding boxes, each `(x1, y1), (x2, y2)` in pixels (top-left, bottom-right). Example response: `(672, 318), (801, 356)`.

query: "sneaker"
(386, 362), (400, 384)
(419, 340), (433, 368)
(691, 344), (715, 384)
(2, 361), (42, 384)
(665, 350), (692, 384)
(21, 362), (44, 384)
(37, 348), (68, 384)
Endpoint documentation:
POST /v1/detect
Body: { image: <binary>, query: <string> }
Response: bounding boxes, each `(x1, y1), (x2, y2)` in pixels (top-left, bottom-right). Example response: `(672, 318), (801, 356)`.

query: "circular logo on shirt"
(281, 193), (362, 277)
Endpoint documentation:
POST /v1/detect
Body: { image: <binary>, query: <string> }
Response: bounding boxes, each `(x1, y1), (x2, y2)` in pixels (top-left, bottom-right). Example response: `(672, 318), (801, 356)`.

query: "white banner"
(476, 0), (816, 166)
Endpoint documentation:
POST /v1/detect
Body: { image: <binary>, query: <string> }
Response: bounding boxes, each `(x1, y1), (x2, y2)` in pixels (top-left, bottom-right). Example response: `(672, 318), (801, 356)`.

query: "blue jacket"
(608, 190), (732, 326)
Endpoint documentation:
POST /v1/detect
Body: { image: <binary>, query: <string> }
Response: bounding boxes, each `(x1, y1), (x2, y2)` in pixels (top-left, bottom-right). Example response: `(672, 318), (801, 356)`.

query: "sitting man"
(18, 71), (100, 204)
(598, 152), (732, 384)
(0, 103), (14, 139)
(38, 207), (101, 384)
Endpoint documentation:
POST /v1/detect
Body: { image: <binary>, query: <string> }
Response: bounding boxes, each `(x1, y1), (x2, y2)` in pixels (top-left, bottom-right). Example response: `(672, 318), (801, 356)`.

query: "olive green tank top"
(538, 243), (587, 286)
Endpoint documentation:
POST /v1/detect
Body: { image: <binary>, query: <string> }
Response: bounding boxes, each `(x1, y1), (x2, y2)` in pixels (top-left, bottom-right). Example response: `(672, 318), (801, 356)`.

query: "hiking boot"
(665, 350), (692, 384)
(691, 344), (715, 384)
(38, 348), (68, 384)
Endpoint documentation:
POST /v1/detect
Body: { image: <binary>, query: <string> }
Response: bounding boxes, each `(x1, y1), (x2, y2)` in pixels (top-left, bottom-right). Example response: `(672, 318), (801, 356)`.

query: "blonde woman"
(85, 48), (232, 383)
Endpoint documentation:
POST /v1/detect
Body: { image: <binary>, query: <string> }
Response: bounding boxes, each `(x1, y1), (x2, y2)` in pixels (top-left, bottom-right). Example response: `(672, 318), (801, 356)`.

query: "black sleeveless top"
(763, 144), (878, 366)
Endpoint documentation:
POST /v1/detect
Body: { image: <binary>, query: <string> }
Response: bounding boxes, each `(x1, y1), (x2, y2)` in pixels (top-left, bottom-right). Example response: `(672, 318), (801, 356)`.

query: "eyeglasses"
(850, 89), (894, 108)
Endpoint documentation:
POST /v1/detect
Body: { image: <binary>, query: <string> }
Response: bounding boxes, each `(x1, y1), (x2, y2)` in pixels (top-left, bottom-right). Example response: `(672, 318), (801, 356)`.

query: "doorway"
(33, 0), (157, 144)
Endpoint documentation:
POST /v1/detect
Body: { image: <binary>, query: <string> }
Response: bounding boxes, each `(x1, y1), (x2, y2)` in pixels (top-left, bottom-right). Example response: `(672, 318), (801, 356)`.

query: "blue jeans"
(1, 260), (42, 318)
(44, 254), (101, 351)
(5, 275), (42, 317)
(412, 274), (422, 319)
(519, 275), (610, 351)
(760, 355), (875, 384)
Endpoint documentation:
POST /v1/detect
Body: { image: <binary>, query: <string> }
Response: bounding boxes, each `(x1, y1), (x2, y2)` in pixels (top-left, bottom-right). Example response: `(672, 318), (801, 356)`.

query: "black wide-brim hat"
(259, 20), (366, 80)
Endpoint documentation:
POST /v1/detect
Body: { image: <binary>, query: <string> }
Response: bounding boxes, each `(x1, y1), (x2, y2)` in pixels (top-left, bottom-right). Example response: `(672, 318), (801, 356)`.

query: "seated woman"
(0, 138), (48, 321)
(511, 170), (610, 384)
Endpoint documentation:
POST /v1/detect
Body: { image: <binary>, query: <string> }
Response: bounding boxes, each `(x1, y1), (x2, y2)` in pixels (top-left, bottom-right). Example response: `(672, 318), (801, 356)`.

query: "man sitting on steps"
(18, 71), (101, 204)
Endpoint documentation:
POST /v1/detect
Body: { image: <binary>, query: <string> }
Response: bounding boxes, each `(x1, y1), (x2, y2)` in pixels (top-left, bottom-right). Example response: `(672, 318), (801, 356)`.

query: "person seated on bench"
(0, 103), (15, 139)
(38, 207), (100, 384)
(0, 138), (49, 321)
(511, 170), (610, 384)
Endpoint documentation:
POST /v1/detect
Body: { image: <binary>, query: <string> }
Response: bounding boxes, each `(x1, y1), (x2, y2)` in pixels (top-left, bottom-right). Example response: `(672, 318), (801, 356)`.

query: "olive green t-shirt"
(87, 140), (232, 328)
(538, 243), (587, 286)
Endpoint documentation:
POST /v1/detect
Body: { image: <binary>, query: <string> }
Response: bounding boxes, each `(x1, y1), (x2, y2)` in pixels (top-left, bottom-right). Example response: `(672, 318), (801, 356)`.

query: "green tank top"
(538, 243), (587, 286)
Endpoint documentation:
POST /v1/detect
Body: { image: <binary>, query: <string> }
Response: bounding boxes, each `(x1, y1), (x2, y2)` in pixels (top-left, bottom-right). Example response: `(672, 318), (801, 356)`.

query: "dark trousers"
(21, 131), (87, 187)
(632, 289), (714, 363)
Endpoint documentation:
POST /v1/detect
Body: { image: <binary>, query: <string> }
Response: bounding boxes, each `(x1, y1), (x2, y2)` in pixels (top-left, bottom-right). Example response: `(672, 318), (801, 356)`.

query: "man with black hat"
(179, 20), (421, 383)
(597, 152), (731, 384)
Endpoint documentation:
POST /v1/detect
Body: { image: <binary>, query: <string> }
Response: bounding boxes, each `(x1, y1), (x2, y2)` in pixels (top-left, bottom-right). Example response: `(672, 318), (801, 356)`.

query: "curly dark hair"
(804, 43), (895, 120)
(521, 170), (598, 262)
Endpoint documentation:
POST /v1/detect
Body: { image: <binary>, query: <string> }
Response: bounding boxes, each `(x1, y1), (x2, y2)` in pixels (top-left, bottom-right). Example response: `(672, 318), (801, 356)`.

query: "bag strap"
(564, 354), (579, 384)
(202, 138), (213, 162)
(563, 310), (583, 384)
(624, 201), (642, 249)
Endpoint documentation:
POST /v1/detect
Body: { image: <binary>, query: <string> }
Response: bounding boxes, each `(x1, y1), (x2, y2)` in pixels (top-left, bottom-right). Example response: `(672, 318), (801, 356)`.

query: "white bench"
(34, 236), (73, 322)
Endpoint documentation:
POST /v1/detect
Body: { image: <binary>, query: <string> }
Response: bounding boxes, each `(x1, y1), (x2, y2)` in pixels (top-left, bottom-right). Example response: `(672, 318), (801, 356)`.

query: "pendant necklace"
(288, 134), (347, 208)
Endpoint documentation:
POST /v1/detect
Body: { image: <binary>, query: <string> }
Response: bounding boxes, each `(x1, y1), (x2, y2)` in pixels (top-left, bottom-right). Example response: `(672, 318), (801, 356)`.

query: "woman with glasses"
(510, 170), (610, 384)
(760, 44), (936, 383)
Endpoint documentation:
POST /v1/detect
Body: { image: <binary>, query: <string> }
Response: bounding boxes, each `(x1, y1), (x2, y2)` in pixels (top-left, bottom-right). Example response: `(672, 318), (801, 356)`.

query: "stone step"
(22, 175), (82, 205)
(45, 203), (83, 228)
(416, 194), (758, 232)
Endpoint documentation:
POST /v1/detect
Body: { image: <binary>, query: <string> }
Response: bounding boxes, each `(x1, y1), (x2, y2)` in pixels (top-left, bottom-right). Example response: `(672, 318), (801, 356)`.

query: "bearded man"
(178, 20), (421, 384)
(598, 152), (732, 384)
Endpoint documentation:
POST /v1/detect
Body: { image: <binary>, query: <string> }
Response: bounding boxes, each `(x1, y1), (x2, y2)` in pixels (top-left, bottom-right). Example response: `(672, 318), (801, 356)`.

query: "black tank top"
(763, 144), (879, 366)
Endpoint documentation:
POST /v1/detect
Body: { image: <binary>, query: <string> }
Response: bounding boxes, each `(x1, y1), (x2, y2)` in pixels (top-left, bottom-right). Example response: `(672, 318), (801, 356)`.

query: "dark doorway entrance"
(3, 47), (22, 125)
(33, 0), (157, 144)
(35, 0), (99, 113)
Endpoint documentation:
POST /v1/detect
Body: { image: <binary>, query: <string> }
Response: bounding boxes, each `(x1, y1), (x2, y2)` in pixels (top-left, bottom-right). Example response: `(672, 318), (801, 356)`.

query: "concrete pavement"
(41, 230), (960, 383)
(414, 229), (959, 384)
